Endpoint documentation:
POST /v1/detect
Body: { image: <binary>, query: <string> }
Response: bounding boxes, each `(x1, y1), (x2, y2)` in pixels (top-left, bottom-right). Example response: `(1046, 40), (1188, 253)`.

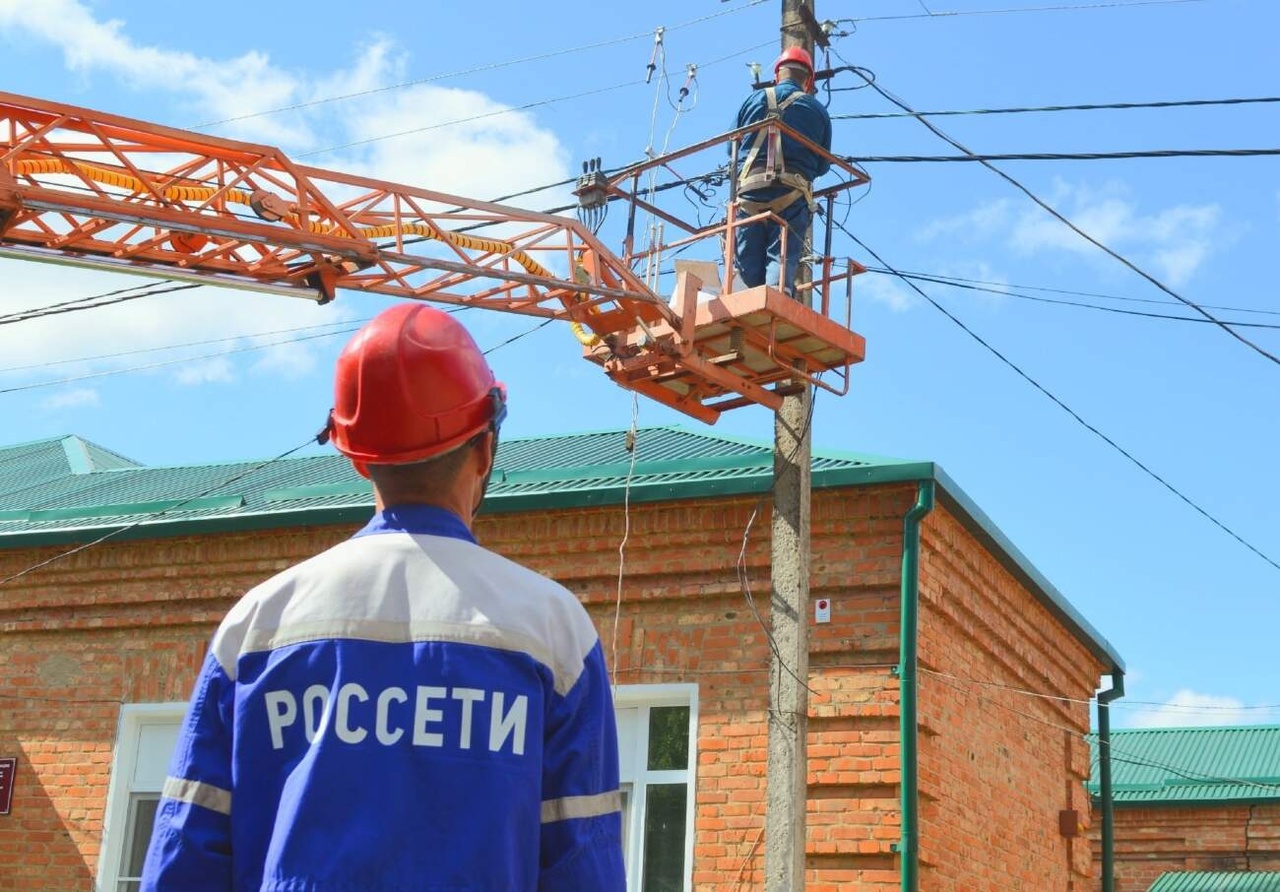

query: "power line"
(303, 38), (774, 159)
(832, 95), (1280, 119)
(299, 80), (642, 158)
(842, 62), (1280, 369)
(0, 327), (360, 395)
(0, 319), (366, 376)
(848, 147), (1280, 163)
(926, 671), (1280, 794)
(0, 435), (321, 587)
(834, 219), (1280, 574)
(863, 269), (1280, 328)
(0, 282), (201, 326)
(875, 269), (1280, 318)
(847, 0), (1208, 24)
(197, 0), (769, 130)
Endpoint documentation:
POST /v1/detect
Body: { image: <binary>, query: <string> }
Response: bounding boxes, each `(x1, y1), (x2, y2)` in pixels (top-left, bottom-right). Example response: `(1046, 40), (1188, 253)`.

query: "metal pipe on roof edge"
(1096, 669), (1125, 892)
(894, 478), (935, 892)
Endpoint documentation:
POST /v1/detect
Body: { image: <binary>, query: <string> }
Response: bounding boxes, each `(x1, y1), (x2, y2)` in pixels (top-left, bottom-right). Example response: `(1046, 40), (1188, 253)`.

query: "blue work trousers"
(733, 197), (812, 296)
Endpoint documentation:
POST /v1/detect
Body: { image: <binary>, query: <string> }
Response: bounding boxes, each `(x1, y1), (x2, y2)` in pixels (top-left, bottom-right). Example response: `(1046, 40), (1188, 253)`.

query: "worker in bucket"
(141, 304), (626, 891)
(732, 46), (832, 296)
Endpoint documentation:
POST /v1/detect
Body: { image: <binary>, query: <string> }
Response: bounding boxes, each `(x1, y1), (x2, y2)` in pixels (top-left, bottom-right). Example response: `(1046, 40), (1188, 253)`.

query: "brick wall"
(0, 483), (1107, 890)
(915, 503), (1102, 892)
(1092, 804), (1280, 891)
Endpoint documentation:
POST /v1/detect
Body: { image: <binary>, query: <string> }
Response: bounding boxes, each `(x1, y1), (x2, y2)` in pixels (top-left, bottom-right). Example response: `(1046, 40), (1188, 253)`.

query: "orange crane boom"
(0, 91), (867, 423)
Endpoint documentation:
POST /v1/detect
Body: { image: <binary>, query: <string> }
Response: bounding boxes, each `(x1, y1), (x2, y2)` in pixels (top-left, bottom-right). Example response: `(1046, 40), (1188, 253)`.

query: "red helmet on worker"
(774, 46), (816, 93)
(326, 303), (507, 472)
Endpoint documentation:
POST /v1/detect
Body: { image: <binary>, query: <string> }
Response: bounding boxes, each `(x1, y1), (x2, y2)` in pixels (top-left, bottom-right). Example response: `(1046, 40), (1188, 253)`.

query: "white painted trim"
(613, 683), (699, 892)
(95, 703), (186, 892)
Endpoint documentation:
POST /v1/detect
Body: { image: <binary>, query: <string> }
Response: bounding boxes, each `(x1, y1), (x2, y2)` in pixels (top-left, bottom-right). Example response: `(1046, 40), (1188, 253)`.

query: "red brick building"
(0, 427), (1123, 890)
(1088, 726), (1280, 891)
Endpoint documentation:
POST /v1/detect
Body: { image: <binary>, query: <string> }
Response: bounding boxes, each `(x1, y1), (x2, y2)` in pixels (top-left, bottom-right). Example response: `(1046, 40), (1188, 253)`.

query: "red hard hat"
(326, 303), (507, 467)
(774, 46), (816, 93)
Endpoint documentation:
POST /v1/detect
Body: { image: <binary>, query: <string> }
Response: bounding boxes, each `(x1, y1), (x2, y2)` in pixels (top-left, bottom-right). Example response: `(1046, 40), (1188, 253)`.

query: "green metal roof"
(1148, 872), (1280, 892)
(1089, 726), (1280, 805)
(0, 426), (1121, 671)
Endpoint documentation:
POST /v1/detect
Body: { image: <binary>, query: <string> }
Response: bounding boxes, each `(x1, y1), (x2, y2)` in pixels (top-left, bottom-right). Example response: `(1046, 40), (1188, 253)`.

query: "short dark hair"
(365, 432), (487, 497)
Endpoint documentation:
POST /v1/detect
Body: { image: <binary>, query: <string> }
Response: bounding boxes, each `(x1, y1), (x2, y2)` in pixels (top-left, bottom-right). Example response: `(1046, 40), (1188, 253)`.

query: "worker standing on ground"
(732, 47), (832, 296)
(141, 304), (626, 891)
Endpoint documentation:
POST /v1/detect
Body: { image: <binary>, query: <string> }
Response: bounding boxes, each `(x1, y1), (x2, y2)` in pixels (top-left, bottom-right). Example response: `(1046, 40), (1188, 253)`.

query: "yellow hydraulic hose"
(15, 157), (603, 345)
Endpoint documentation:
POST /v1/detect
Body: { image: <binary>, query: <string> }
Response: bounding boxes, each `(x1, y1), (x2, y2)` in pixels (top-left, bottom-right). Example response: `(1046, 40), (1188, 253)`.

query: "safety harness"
(736, 86), (815, 217)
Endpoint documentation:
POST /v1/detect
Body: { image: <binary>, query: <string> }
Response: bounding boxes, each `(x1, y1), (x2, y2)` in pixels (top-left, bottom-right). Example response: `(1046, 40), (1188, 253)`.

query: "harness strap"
(736, 87), (813, 199)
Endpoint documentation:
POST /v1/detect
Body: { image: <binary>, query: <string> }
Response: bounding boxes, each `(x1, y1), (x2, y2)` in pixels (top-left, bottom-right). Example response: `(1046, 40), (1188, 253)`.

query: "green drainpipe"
(1096, 670), (1125, 892)
(894, 479), (935, 892)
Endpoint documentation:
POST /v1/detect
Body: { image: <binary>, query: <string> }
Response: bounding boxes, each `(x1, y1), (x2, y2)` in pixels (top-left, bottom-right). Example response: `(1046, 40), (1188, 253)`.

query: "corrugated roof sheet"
(1089, 726), (1280, 804)
(1148, 872), (1280, 892)
(0, 426), (909, 539)
(0, 425), (1122, 672)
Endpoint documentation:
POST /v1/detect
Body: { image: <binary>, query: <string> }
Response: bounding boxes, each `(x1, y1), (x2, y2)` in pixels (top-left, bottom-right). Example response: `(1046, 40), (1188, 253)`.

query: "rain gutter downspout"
(1096, 670), (1125, 892)
(895, 478), (935, 892)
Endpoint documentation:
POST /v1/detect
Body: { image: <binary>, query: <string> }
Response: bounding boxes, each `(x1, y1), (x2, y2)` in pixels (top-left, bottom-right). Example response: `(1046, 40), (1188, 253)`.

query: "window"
(95, 690), (699, 891)
(97, 704), (185, 892)
(614, 685), (698, 892)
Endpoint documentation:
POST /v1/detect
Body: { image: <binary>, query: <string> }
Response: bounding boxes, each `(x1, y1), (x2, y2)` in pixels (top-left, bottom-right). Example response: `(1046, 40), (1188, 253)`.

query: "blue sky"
(1, 0), (1276, 730)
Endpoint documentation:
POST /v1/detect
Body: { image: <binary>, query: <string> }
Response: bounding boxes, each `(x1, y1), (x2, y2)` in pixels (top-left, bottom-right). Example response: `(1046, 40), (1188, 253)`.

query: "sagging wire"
(735, 386), (823, 705)
(830, 216), (1280, 574)
(0, 282), (202, 326)
(0, 435), (323, 588)
(611, 392), (641, 690)
(833, 47), (1280, 370)
(646, 61), (700, 289)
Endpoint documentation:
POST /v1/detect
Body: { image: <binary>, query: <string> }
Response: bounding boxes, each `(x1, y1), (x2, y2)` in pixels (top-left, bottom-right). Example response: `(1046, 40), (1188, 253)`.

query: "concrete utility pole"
(766, 2), (817, 890)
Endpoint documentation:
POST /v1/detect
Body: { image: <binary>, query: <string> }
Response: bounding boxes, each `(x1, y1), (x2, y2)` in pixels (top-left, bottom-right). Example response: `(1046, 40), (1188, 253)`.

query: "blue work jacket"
(141, 504), (625, 891)
(733, 81), (833, 191)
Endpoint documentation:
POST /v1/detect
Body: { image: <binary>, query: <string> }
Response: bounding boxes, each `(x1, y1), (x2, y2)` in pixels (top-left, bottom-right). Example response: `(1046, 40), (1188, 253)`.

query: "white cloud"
(1010, 182), (1221, 287)
(0, 0), (308, 143)
(0, 1), (572, 193)
(174, 355), (235, 386)
(857, 270), (916, 312)
(917, 180), (1224, 288)
(1123, 689), (1264, 729)
(0, 2), (573, 393)
(40, 387), (99, 410)
(249, 339), (319, 380)
(917, 199), (1014, 243)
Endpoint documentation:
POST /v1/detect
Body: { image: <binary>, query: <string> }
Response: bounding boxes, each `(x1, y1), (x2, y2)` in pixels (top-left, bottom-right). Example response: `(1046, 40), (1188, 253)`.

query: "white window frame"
(614, 683), (698, 892)
(96, 702), (186, 892)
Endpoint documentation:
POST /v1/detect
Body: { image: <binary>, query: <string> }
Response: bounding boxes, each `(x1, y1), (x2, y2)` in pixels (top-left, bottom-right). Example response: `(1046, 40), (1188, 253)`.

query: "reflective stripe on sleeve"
(162, 776), (232, 816)
(540, 789), (623, 824)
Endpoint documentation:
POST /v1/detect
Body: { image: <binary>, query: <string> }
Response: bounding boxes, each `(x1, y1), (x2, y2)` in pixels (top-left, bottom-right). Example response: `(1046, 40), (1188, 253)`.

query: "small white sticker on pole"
(814, 598), (831, 624)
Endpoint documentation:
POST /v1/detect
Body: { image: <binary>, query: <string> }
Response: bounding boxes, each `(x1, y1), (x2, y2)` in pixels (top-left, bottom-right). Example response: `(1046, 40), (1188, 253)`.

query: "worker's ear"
(470, 430), (497, 517)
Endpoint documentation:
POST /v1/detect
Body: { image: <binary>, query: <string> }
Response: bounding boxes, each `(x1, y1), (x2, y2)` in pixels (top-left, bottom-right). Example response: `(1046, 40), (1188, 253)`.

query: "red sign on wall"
(0, 758), (15, 815)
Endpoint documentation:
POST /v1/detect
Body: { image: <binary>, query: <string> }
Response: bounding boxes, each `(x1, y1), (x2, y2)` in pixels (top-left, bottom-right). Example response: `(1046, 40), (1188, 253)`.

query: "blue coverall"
(732, 82), (833, 295)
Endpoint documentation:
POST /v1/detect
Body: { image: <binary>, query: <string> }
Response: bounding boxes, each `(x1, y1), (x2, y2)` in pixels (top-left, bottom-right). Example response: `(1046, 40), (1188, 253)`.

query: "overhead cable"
(874, 269), (1280, 318)
(846, 0), (1207, 24)
(841, 60), (1280, 369)
(848, 147), (1280, 163)
(832, 95), (1280, 118)
(197, 0), (768, 130)
(0, 435), (323, 587)
(0, 327), (360, 395)
(834, 218), (1280, 574)
(0, 282), (201, 326)
(864, 269), (1280, 328)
